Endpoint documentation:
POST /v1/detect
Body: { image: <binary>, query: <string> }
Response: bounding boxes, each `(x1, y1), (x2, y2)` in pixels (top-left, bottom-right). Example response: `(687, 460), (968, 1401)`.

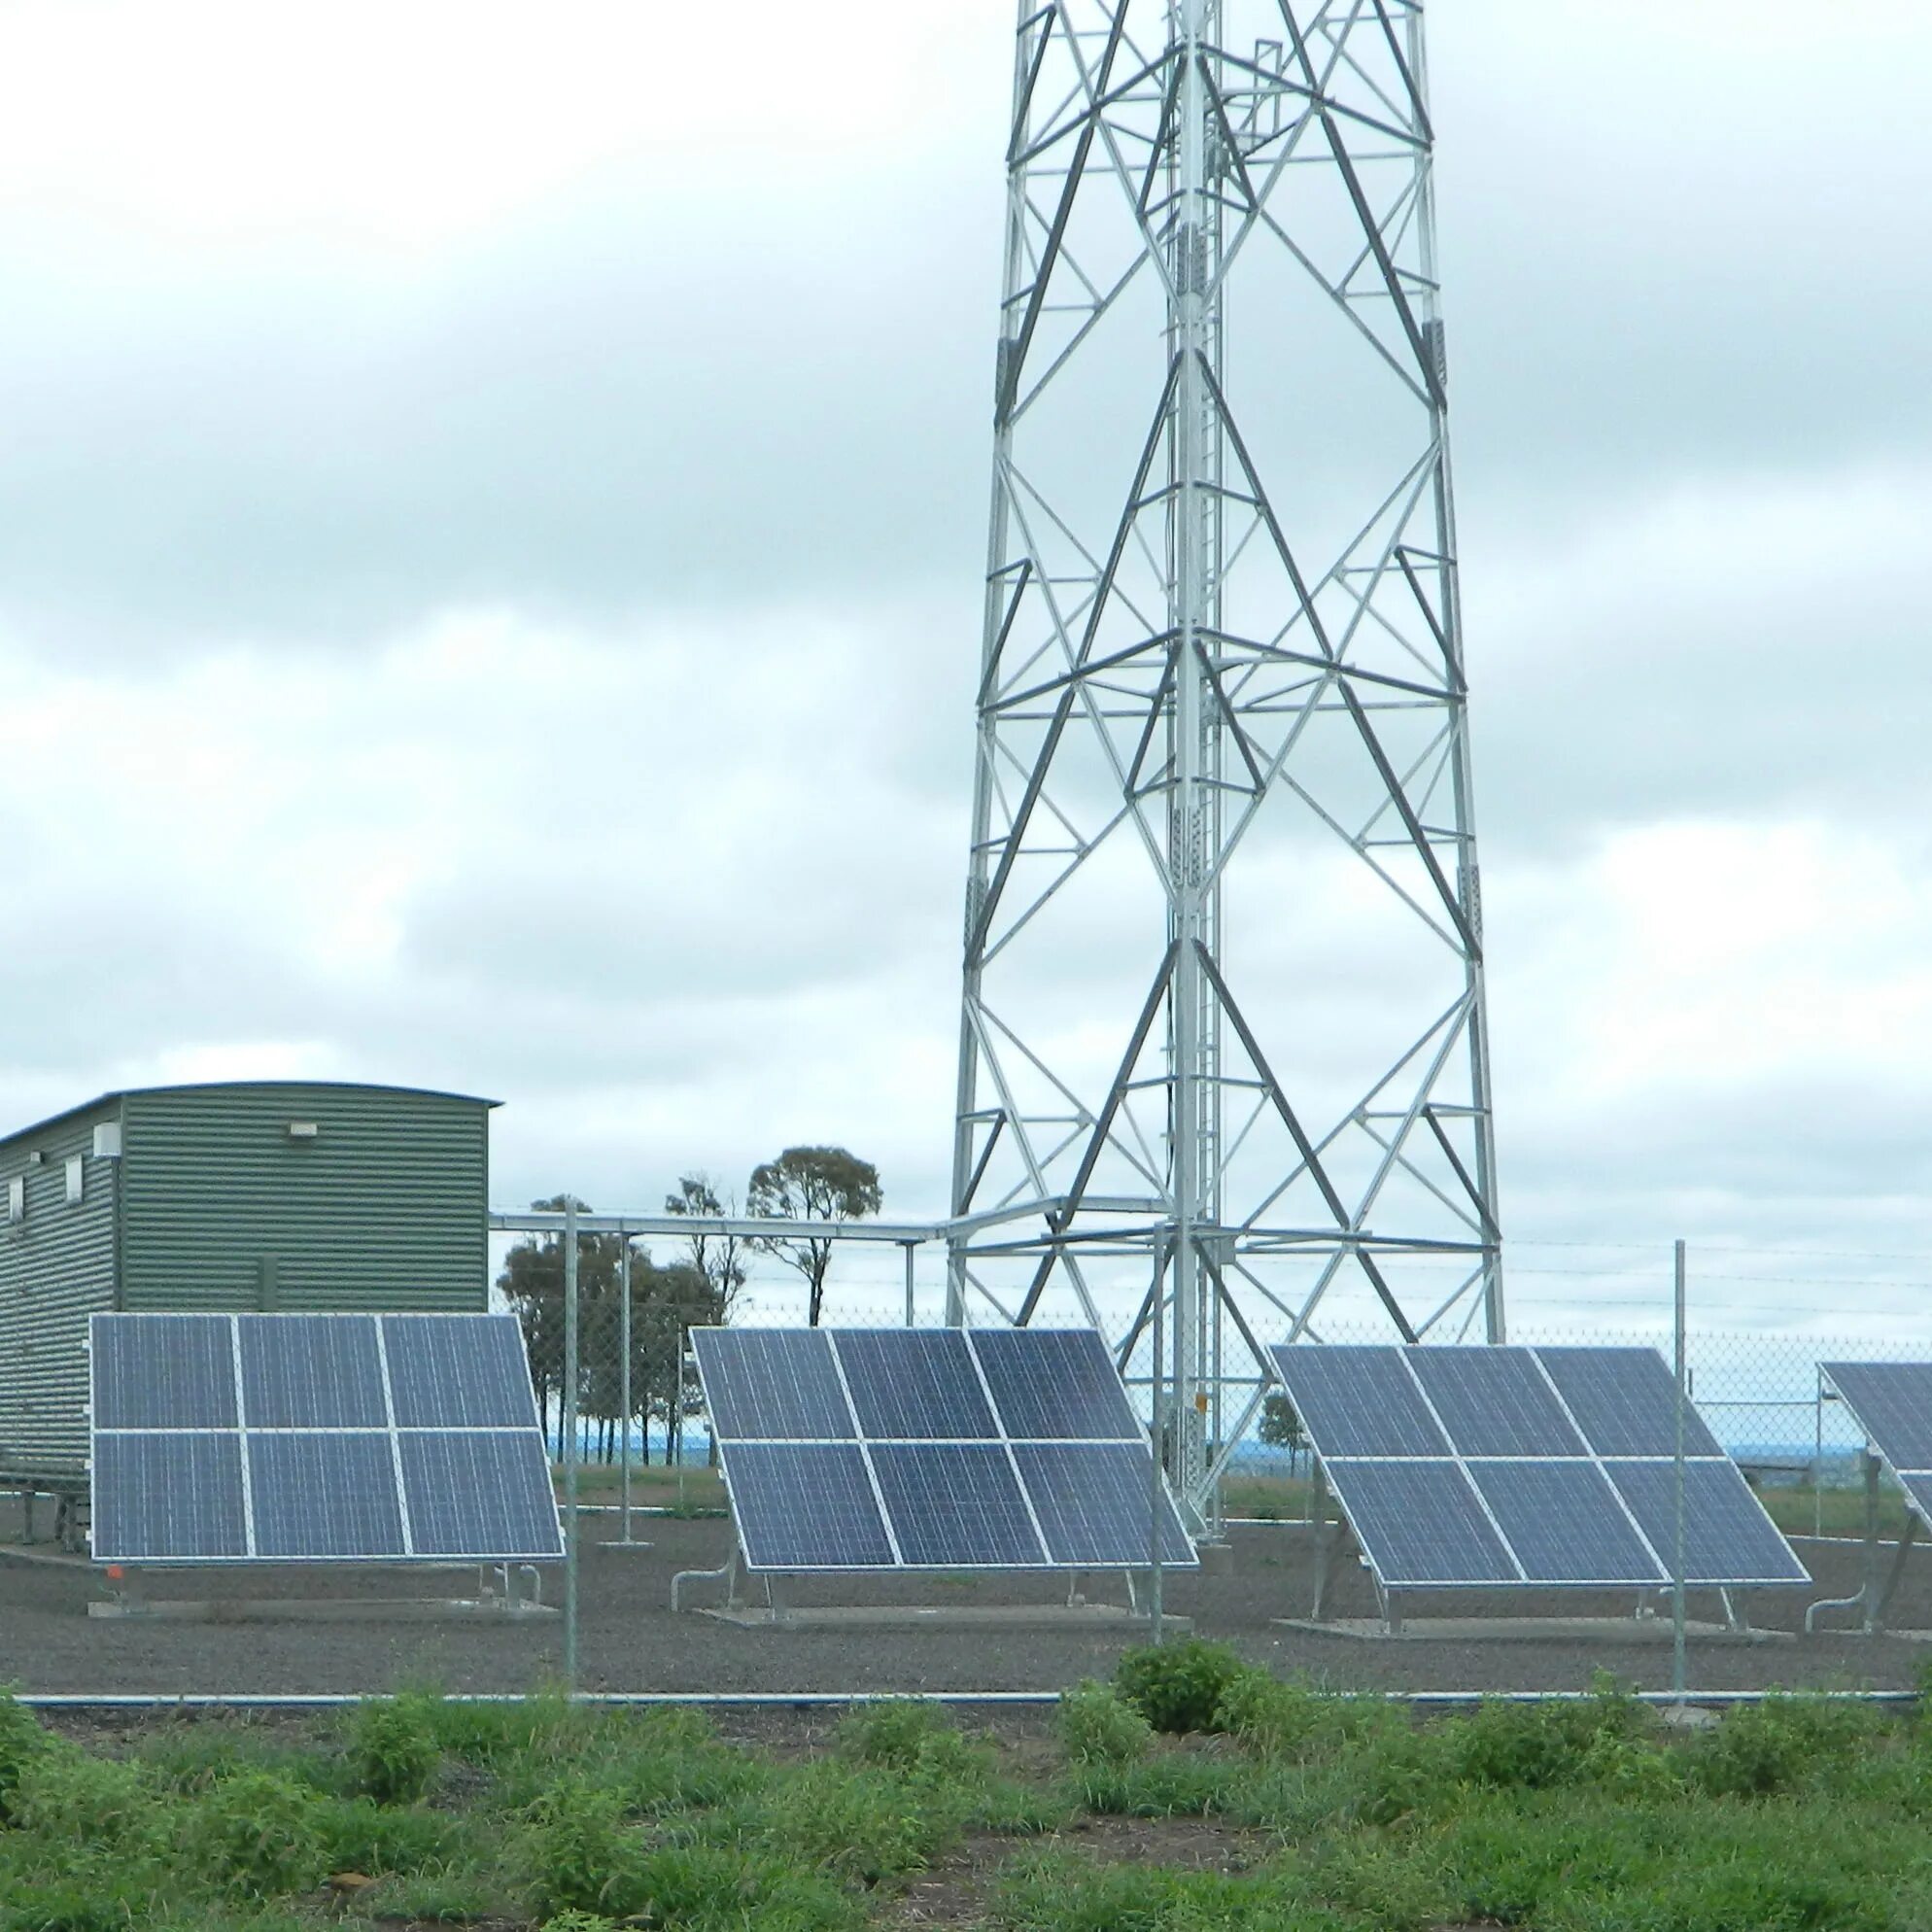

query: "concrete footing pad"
(1275, 1615), (1790, 1645)
(88, 1598), (556, 1623)
(702, 1603), (1190, 1633)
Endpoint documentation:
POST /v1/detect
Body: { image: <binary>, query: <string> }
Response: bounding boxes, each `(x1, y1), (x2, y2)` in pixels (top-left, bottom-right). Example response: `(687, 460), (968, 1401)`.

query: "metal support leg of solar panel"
(1806, 1366), (1932, 1639)
(1275, 1344), (1808, 1641)
(680, 1327), (1196, 1629)
(86, 1314), (565, 1623)
(946, 0), (1506, 1541)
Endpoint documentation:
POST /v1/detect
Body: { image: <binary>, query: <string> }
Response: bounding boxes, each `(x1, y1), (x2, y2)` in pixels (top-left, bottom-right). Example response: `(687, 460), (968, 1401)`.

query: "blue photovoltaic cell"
(968, 1328), (1139, 1440)
(1533, 1348), (1722, 1458)
(1821, 1363), (1932, 1472)
(238, 1315), (386, 1429)
(832, 1329), (997, 1439)
(90, 1432), (248, 1561)
(723, 1442), (895, 1570)
(397, 1432), (564, 1558)
(90, 1314), (237, 1430)
(1604, 1460), (1808, 1585)
(1011, 1442), (1195, 1567)
(691, 1328), (854, 1440)
(1269, 1345), (1449, 1457)
(1323, 1460), (1517, 1585)
(870, 1443), (1049, 1567)
(248, 1432), (404, 1558)
(1466, 1460), (1663, 1583)
(1408, 1348), (1586, 1458)
(382, 1315), (541, 1429)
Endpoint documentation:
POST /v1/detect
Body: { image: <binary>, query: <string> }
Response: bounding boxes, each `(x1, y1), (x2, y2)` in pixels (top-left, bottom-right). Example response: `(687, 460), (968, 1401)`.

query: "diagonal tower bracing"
(946, 0), (1501, 1521)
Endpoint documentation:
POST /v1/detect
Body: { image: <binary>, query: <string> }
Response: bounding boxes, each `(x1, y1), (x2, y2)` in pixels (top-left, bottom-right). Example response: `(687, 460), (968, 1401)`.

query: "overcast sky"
(0, 1), (1927, 1337)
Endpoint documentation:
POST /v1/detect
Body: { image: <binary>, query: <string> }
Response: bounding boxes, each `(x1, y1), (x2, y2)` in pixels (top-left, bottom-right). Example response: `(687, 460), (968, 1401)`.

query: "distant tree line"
(496, 1149), (881, 1463)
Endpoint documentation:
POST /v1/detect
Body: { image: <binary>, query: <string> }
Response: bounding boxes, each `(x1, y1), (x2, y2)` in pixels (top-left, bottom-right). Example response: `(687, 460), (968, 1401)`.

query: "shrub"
(522, 1778), (645, 1917)
(630, 1843), (857, 1931)
(832, 1702), (983, 1778)
(182, 1768), (329, 1898)
(1114, 1639), (1248, 1735)
(1057, 1680), (1155, 1765)
(8, 1749), (162, 1849)
(1687, 1696), (1880, 1799)
(347, 1695), (441, 1805)
(0, 1692), (52, 1823)
(760, 1760), (954, 1884)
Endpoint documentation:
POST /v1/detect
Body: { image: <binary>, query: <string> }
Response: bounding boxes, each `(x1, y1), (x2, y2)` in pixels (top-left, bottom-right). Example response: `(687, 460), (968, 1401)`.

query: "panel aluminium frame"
(87, 1312), (563, 1566)
(1275, 1343), (1807, 1596)
(693, 1327), (1193, 1575)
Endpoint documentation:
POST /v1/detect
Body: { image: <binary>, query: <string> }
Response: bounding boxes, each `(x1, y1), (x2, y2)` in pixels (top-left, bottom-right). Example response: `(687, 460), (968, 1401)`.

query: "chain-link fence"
(489, 1224), (1929, 1538)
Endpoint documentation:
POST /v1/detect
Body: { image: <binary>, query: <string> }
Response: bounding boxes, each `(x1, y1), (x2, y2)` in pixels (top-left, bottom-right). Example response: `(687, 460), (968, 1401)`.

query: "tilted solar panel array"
(1821, 1363), (1932, 1532)
(1271, 1343), (1807, 1590)
(88, 1313), (564, 1564)
(691, 1327), (1195, 1572)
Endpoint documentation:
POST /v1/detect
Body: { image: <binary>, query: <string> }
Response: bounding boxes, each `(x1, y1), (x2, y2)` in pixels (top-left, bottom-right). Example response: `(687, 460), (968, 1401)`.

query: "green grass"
(3, 1670), (1931, 1930)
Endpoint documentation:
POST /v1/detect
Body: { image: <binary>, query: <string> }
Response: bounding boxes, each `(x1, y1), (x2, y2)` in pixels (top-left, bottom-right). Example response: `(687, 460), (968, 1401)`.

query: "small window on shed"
(6, 1177), (22, 1224)
(65, 1156), (85, 1205)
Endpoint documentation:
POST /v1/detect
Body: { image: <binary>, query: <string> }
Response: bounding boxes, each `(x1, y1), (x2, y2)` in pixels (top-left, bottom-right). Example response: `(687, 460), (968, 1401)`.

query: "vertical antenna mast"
(948, 0), (1500, 1518)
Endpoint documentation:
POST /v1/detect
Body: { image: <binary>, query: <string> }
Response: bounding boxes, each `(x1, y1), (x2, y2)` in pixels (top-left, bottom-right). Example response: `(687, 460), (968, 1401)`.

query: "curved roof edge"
(0, 1081), (500, 1150)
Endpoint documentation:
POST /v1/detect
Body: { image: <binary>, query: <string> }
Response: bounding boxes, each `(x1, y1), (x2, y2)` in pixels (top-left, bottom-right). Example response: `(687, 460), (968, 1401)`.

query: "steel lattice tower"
(946, 0), (1501, 1520)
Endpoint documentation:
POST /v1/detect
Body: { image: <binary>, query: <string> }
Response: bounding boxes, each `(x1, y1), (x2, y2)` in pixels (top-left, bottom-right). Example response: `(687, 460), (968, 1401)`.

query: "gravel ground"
(1, 1498), (1923, 1701)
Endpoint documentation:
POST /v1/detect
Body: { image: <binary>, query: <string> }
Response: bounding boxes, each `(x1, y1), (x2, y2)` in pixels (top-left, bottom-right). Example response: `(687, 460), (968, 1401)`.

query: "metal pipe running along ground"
(10, 1688), (1920, 1711)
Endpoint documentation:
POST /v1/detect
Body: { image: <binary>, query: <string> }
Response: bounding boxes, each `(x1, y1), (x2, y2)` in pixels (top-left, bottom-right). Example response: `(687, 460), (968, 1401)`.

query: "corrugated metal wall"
(120, 1085), (490, 1315)
(0, 1100), (121, 1466)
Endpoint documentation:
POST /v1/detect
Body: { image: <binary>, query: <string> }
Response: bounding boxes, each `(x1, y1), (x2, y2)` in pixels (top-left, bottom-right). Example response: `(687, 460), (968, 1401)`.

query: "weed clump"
(832, 1701), (983, 1778)
(0, 1691), (52, 1823)
(1115, 1639), (1248, 1735)
(1057, 1679), (1155, 1765)
(182, 1768), (328, 1897)
(346, 1693), (441, 1805)
(1687, 1693), (1880, 1798)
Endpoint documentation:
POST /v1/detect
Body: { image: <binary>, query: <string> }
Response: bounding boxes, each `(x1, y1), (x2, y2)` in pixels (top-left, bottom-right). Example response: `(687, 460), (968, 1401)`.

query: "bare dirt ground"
(1, 1497), (1922, 1702)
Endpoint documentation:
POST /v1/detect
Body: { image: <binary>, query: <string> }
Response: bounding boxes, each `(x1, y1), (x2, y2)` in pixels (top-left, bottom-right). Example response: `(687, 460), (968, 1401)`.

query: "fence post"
(564, 1197), (580, 1694)
(1673, 1237), (1687, 1702)
(619, 1236), (633, 1541)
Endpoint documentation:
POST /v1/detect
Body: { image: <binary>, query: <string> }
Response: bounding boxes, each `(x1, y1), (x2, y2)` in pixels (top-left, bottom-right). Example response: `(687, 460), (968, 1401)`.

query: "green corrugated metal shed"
(0, 1081), (497, 1469)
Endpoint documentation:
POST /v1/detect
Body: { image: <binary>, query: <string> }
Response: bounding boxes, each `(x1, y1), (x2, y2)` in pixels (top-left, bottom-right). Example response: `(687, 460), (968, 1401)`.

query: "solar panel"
(1013, 1442), (1193, 1566)
(1533, 1347), (1722, 1458)
(92, 1314), (237, 1430)
(869, 1444), (1049, 1567)
(718, 1442), (895, 1570)
(1466, 1460), (1659, 1583)
(1408, 1348), (1585, 1457)
(832, 1329), (997, 1439)
(1898, 1474), (1932, 1531)
(382, 1314), (542, 1428)
(239, 1315), (386, 1429)
(1278, 1342), (1804, 1594)
(90, 1433), (248, 1561)
(968, 1327), (1139, 1439)
(1322, 1460), (1517, 1585)
(397, 1432), (563, 1560)
(87, 1312), (563, 1565)
(249, 1432), (404, 1558)
(694, 1326), (1193, 1573)
(1820, 1363), (1932, 1473)
(1604, 1460), (1809, 1585)
(1267, 1345), (1450, 1456)
(689, 1328), (853, 1440)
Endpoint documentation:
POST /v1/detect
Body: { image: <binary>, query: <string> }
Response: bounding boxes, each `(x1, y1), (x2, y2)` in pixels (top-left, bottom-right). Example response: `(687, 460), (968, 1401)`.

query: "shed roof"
(0, 1081), (500, 1154)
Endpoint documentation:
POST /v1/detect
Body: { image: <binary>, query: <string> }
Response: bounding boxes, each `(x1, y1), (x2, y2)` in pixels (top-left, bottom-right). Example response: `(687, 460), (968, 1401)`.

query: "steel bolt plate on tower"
(946, 1), (1502, 1521)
